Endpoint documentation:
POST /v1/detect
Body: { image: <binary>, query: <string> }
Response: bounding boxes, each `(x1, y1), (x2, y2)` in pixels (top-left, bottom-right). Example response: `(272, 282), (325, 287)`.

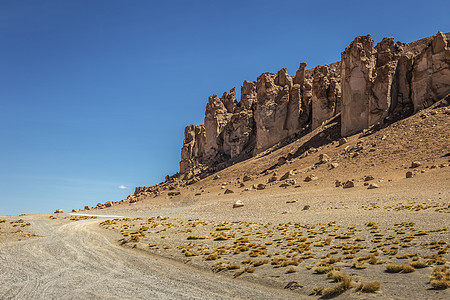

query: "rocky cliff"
(180, 32), (450, 178)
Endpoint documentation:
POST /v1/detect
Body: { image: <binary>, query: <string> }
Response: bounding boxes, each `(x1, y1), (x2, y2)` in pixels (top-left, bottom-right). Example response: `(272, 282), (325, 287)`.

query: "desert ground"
(1, 104), (449, 299)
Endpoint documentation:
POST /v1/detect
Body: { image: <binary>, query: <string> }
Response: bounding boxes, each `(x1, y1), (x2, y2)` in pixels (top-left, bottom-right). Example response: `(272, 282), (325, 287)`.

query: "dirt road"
(0, 217), (300, 300)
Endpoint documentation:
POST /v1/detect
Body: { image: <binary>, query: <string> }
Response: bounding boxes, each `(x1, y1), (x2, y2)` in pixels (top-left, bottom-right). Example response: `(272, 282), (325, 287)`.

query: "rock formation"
(341, 32), (450, 136)
(179, 32), (450, 176)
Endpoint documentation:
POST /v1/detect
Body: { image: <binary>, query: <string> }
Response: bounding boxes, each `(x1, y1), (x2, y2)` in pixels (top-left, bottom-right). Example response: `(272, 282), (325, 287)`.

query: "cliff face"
(180, 32), (450, 177)
(341, 32), (450, 136)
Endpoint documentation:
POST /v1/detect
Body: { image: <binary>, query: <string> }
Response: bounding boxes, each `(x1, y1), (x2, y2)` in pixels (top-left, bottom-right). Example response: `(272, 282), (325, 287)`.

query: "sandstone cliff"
(180, 32), (449, 177)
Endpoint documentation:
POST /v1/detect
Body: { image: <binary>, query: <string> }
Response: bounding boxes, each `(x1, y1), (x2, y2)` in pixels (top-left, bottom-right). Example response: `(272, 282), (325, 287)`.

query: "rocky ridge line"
(178, 32), (449, 181)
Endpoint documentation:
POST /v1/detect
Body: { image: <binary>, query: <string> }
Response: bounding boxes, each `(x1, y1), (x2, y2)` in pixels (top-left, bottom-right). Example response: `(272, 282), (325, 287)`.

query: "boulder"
(105, 201), (112, 208)
(329, 162), (339, 169)
(318, 153), (330, 164)
(224, 189), (234, 194)
(280, 170), (294, 180)
(304, 174), (318, 182)
(406, 171), (414, 178)
(55, 209), (63, 213)
(242, 175), (252, 182)
(256, 183), (266, 190)
(410, 161), (421, 168)
(342, 181), (354, 188)
(364, 175), (374, 181)
(233, 200), (244, 208)
(267, 176), (278, 183)
(338, 138), (348, 146)
(367, 183), (379, 189)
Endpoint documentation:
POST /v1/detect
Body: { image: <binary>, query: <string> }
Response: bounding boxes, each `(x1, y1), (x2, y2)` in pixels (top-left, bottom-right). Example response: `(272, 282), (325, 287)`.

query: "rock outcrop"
(180, 32), (450, 175)
(180, 124), (206, 174)
(341, 32), (450, 136)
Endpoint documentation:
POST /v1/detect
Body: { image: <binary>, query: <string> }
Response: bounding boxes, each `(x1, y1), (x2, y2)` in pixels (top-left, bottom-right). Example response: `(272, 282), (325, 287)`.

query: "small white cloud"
(118, 185), (128, 190)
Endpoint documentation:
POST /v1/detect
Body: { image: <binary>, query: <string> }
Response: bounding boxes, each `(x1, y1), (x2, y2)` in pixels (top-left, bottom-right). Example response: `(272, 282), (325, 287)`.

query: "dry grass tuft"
(385, 263), (403, 273)
(410, 261), (429, 269)
(320, 273), (352, 298)
(356, 282), (381, 293)
(429, 266), (450, 289)
(286, 267), (297, 273)
(385, 263), (415, 273)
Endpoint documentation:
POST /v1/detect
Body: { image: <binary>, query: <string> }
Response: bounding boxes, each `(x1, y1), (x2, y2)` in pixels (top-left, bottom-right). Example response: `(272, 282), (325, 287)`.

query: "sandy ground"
(0, 215), (300, 300)
(92, 169), (449, 299)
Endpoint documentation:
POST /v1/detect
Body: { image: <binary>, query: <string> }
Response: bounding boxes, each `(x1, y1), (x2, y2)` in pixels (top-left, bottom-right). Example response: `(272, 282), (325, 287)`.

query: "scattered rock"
(280, 170), (294, 181)
(308, 147), (318, 154)
(338, 138), (348, 146)
(213, 174), (221, 180)
(318, 153), (330, 164)
(242, 175), (252, 182)
(84, 206), (90, 211)
(335, 180), (342, 187)
(286, 200), (297, 204)
(410, 161), (421, 168)
(304, 174), (318, 182)
(302, 205), (310, 210)
(342, 181), (354, 188)
(367, 183), (379, 189)
(267, 176), (278, 183)
(168, 191), (181, 196)
(55, 209), (63, 213)
(194, 193), (201, 196)
(233, 200), (244, 208)
(278, 156), (287, 166)
(239, 182), (245, 187)
(286, 179), (296, 185)
(105, 201), (112, 207)
(256, 183), (266, 190)
(329, 162), (339, 169)
(406, 171), (414, 178)
(364, 175), (374, 181)
(279, 182), (290, 188)
(224, 189), (234, 194)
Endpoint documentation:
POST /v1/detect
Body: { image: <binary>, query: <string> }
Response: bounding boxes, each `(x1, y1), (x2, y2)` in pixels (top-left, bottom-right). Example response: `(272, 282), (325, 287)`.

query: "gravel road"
(0, 217), (301, 300)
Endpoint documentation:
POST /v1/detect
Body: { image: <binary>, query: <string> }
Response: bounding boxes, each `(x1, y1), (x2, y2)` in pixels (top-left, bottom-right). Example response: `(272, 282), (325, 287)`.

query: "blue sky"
(1, 0), (449, 215)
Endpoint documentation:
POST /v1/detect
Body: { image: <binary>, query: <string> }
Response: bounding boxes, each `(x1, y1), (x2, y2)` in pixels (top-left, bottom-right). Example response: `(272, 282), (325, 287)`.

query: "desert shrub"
(286, 267), (296, 273)
(205, 252), (220, 260)
(321, 274), (352, 298)
(356, 282), (381, 293)
(187, 235), (208, 240)
(429, 266), (450, 289)
(386, 263), (403, 273)
(313, 266), (334, 274)
(401, 263), (415, 273)
(410, 261), (429, 268)
(252, 259), (269, 267)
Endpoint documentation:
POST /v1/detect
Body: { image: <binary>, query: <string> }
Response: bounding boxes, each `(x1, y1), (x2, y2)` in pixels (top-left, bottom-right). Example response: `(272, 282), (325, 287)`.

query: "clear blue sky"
(1, 0), (448, 215)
